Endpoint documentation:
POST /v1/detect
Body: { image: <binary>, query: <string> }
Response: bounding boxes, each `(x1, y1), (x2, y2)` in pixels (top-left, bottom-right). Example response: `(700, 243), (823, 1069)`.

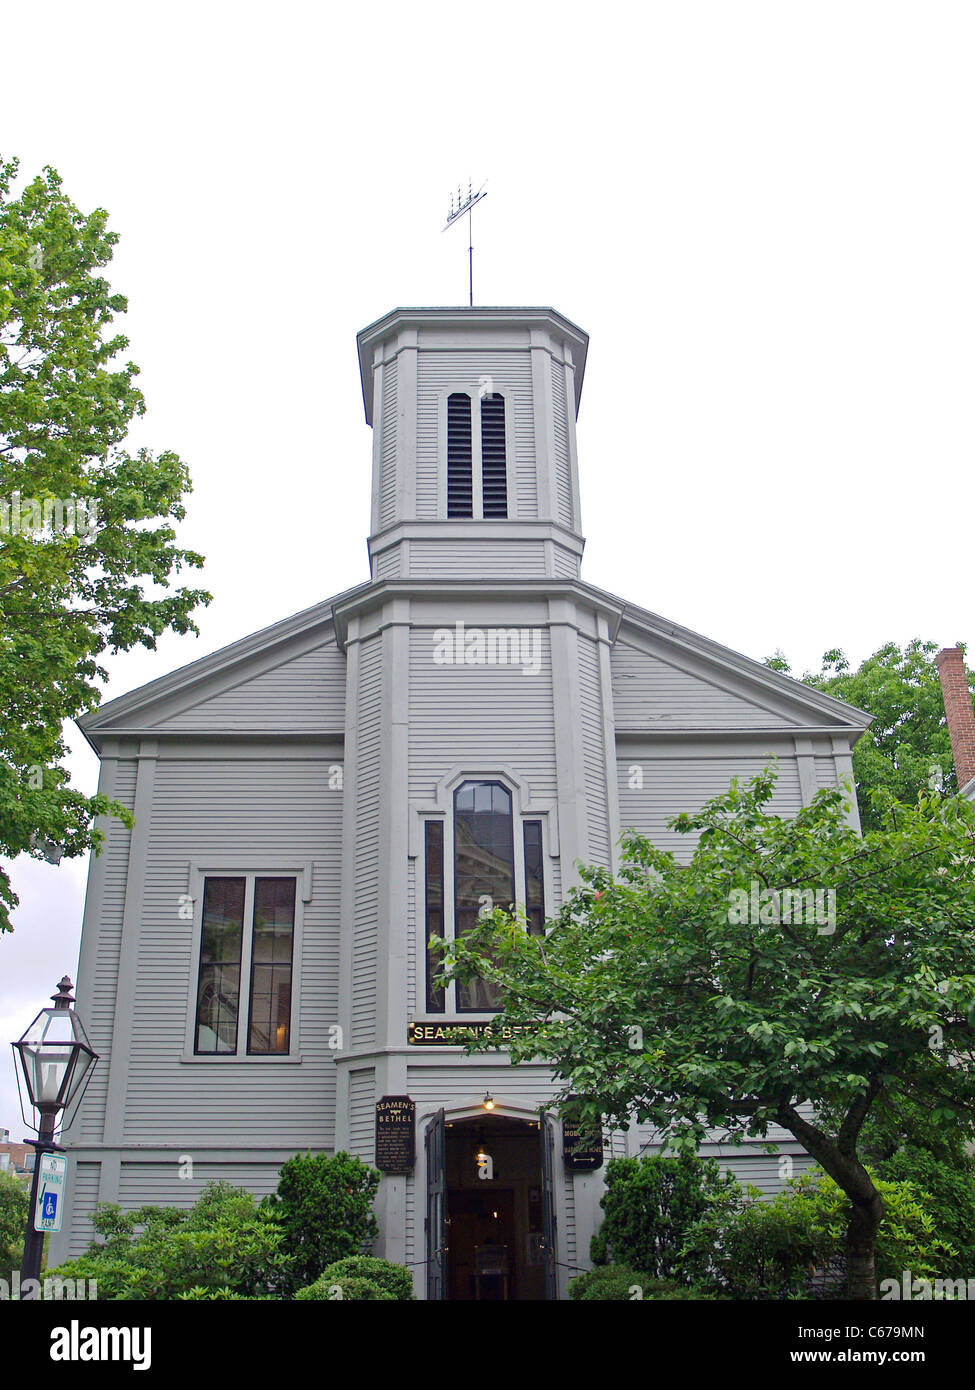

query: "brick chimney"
(936, 646), (975, 792)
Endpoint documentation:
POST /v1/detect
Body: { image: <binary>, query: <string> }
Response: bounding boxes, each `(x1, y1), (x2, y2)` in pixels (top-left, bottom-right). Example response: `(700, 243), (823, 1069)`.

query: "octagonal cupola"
(356, 306), (588, 581)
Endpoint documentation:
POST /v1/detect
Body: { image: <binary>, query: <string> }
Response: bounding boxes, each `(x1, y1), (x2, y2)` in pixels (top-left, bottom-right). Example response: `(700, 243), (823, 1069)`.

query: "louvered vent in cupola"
(446, 393), (473, 518)
(480, 393), (507, 518)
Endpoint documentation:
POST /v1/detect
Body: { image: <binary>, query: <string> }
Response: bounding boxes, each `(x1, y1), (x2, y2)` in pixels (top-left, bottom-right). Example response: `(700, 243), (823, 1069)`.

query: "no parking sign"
(33, 1153), (67, 1233)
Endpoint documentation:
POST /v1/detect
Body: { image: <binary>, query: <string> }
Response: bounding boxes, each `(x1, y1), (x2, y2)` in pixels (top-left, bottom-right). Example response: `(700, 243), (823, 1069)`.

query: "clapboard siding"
(373, 547), (400, 580)
(155, 640), (346, 731)
(408, 627), (556, 804)
(120, 754), (342, 1145)
(578, 635), (611, 865)
(66, 1161), (101, 1257)
(379, 357), (398, 531)
(406, 1063), (556, 1104)
(551, 355), (572, 530)
(612, 639), (794, 730)
(618, 755), (803, 858)
(79, 760), (138, 1144)
(406, 539), (549, 578)
(720, 1150), (817, 1198)
(117, 1162), (284, 1208)
(416, 352), (535, 520)
(348, 1068), (376, 1161)
(815, 755), (840, 790)
(352, 636), (383, 1048)
(553, 544), (580, 578)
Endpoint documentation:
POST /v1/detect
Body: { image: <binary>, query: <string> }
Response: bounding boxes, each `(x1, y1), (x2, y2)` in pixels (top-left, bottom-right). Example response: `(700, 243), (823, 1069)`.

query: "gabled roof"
(78, 575), (871, 753)
(599, 583), (873, 736)
(76, 581), (369, 751)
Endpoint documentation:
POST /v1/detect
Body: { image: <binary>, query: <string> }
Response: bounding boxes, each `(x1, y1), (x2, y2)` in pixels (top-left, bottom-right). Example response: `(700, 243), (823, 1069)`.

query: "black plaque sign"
(562, 1115), (604, 1171)
(375, 1096), (415, 1173)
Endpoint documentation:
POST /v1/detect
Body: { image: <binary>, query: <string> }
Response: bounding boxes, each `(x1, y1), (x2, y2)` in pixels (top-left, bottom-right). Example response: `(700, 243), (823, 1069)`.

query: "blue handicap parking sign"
(43, 1192), (58, 1220)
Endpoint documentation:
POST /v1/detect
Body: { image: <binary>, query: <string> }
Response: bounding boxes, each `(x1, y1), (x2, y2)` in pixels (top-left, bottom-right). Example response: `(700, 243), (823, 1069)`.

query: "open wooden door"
(538, 1109), (558, 1300)
(425, 1108), (446, 1300)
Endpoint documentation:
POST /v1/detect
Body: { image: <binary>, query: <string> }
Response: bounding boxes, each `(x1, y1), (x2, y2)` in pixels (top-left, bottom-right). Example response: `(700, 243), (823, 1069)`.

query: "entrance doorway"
(426, 1111), (558, 1300)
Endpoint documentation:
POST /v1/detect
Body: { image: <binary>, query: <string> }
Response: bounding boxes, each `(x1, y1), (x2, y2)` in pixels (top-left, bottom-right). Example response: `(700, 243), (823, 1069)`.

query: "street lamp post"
(12, 977), (98, 1297)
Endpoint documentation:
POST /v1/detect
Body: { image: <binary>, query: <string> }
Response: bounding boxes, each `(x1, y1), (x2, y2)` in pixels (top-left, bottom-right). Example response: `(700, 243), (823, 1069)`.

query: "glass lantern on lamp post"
(11, 977), (98, 1294)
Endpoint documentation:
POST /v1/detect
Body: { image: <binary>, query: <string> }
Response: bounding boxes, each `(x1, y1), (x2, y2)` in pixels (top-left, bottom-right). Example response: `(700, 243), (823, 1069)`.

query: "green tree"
(765, 640), (973, 832)
(0, 1170), (29, 1281)
(435, 770), (975, 1300)
(0, 157), (210, 932)
(262, 1151), (380, 1294)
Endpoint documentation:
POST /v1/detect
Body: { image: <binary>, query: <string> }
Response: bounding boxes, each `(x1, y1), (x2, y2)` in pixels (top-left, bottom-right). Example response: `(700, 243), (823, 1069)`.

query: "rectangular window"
(424, 821), (446, 1013)
(247, 878), (296, 1054)
(523, 820), (545, 935)
(195, 877), (245, 1054)
(194, 875), (296, 1055)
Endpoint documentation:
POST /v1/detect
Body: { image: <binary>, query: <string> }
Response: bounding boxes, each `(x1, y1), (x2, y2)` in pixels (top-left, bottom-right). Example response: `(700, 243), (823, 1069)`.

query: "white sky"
(2, 0), (973, 1135)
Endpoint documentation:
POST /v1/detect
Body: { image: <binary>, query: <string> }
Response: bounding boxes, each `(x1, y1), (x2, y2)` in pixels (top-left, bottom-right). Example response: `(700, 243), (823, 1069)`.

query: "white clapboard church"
(51, 305), (871, 1298)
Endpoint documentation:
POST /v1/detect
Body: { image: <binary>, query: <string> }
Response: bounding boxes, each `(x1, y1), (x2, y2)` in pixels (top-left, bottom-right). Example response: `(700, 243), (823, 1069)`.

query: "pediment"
(609, 600), (870, 737)
(78, 591), (361, 748)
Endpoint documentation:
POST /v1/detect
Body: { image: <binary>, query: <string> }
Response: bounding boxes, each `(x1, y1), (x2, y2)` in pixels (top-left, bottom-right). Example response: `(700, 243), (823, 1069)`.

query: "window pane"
(195, 878), (245, 1054)
(247, 878), (295, 1054)
(524, 821), (545, 936)
(454, 781), (514, 1011)
(425, 820), (445, 1013)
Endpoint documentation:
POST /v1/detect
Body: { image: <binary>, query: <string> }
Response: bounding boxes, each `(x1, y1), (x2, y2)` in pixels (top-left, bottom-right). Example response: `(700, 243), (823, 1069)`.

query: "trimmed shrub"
(175, 1286), (271, 1300)
(294, 1274), (393, 1301)
(875, 1145), (975, 1282)
(313, 1255), (414, 1301)
(262, 1151), (380, 1294)
(569, 1265), (710, 1300)
(590, 1153), (745, 1280)
(44, 1181), (292, 1300)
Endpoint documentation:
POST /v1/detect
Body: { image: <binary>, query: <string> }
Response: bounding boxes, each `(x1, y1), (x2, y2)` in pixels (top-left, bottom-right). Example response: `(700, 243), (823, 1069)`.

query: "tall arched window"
(454, 781), (514, 1011)
(423, 780), (546, 1014)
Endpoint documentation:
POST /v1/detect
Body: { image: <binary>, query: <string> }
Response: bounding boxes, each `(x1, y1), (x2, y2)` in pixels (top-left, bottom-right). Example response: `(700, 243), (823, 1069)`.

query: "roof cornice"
(356, 306), (589, 423)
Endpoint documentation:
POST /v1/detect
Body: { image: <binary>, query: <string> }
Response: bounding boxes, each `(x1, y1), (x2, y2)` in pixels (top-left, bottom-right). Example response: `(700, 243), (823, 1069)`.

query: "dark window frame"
(193, 874), (297, 1056)
(422, 781), (547, 1017)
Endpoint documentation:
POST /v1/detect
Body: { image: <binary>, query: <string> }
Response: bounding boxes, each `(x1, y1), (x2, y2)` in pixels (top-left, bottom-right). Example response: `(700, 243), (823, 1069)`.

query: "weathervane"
(443, 179), (488, 307)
